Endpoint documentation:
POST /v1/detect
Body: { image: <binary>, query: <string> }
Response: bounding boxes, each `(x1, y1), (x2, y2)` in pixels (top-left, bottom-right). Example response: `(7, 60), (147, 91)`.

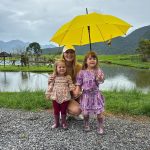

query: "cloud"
(0, 0), (150, 45)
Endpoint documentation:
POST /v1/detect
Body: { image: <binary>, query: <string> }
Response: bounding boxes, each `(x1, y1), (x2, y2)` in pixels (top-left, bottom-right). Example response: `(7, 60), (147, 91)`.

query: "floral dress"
(46, 75), (75, 104)
(76, 69), (105, 115)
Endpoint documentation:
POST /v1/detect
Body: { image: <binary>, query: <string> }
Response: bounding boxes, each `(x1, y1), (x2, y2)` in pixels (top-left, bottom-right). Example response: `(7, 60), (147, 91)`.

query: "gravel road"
(0, 108), (150, 150)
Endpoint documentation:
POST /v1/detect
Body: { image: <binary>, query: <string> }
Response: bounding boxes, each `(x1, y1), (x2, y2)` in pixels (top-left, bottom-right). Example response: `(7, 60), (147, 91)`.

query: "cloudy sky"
(0, 0), (150, 45)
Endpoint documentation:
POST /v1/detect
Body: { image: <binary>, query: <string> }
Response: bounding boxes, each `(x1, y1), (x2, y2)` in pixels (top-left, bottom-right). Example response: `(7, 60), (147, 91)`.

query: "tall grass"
(0, 90), (51, 111)
(0, 90), (150, 116)
(104, 90), (150, 116)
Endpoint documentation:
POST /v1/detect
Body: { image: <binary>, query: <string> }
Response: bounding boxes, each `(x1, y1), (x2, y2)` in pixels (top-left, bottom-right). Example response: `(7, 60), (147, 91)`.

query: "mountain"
(0, 40), (55, 53)
(1, 25), (149, 55)
(0, 40), (29, 53)
(42, 25), (150, 55)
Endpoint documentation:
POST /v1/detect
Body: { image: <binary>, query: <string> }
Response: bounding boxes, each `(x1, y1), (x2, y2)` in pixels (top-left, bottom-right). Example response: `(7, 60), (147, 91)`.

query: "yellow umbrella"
(51, 10), (132, 50)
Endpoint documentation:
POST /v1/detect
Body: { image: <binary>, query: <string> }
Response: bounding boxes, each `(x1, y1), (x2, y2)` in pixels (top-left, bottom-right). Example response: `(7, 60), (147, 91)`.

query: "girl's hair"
(53, 59), (67, 76)
(82, 51), (99, 70)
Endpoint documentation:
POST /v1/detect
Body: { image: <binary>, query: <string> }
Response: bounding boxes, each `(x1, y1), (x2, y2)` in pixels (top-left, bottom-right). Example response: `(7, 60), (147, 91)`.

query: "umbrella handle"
(87, 26), (92, 51)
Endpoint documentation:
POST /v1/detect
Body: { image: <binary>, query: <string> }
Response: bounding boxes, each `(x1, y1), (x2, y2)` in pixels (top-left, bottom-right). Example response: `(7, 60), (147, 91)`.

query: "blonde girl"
(46, 59), (75, 129)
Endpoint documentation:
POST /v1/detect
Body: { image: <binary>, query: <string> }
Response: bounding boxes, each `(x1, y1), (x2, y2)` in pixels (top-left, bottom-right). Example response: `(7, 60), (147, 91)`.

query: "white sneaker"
(67, 114), (84, 121)
(74, 114), (84, 120)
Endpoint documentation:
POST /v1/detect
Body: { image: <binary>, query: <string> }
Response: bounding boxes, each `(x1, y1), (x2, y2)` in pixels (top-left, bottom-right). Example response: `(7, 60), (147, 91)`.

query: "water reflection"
(21, 72), (29, 80)
(0, 64), (150, 93)
(101, 64), (150, 93)
(101, 75), (135, 91)
(0, 72), (49, 92)
(134, 70), (150, 88)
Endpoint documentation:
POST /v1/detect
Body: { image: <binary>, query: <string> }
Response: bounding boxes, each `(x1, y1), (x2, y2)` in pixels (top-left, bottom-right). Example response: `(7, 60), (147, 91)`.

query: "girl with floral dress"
(45, 59), (75, 129)
(75, 51), (105, 134)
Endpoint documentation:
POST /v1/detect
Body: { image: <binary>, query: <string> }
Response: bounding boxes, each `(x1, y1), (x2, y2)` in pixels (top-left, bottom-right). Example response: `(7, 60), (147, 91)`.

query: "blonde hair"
(53, 59), (67, 76)
(61, 49), (77, 81)
(82, 51), (99, 70)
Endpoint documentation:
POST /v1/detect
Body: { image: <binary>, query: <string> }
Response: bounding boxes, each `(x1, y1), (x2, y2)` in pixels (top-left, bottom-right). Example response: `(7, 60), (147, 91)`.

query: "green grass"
(0, 65), (53, 72)
(0, 90), (150, 116)
(0, 90), (51, 111)
(103, 90), (150, 116)
(77, 54), (150, 69)
(1, 54), (150, 72)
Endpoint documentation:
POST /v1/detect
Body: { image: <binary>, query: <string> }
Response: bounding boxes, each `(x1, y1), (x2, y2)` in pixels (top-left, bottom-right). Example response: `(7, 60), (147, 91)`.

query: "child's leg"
(83, 111), (90, 131)
(60, 101), (69, 129)
(52, 100), (61, 128)
(97, 113), (104, 134)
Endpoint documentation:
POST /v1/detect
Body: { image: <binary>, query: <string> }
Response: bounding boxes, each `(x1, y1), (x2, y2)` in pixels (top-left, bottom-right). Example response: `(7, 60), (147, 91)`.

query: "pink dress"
(46, 75), (75, 104)
(76, 69), (105, 115)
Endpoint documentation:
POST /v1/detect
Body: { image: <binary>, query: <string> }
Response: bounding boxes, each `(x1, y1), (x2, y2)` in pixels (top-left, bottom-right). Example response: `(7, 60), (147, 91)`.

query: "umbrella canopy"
(51, 12), (132, 50)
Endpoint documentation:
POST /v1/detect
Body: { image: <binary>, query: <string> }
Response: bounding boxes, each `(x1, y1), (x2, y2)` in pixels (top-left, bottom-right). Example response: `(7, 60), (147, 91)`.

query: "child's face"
(56, 62), (66, 75)
(86, 55), (97, 69)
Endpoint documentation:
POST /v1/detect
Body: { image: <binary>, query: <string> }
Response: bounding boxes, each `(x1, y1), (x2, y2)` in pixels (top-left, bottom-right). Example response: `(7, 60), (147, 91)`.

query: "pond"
(0, 64), (150, 93)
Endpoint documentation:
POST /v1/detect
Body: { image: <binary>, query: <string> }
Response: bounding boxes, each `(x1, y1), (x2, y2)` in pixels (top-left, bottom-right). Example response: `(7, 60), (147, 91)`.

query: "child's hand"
(73, 86), (81, 97)
(45, 94), (50, 100)
(48, 73), (56, 85)
(72, 89), (78, 97)
(96, 71), (104, 81)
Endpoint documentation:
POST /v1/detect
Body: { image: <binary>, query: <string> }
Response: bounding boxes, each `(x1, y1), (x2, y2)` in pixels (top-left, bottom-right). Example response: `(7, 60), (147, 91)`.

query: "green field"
(0, 54), (149, 72)
(0, 54), (150, 117)
(77, 54), (150, 69)
(0, 90), (150, 117)
(0, 65), (53, 72)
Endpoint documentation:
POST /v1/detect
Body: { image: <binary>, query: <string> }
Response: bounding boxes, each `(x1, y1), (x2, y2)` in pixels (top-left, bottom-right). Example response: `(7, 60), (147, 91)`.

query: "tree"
(26, 42), (42, 63)
(136, 39), (150, 61)
(26, 42), (42, 56)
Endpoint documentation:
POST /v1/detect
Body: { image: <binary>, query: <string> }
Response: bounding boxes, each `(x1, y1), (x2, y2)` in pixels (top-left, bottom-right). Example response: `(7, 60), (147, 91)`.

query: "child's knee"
(68, 106), (81, 116)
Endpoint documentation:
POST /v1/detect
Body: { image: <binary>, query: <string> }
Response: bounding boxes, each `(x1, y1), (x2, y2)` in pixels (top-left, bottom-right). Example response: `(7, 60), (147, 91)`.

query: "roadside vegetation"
(0, 90), (150, 117)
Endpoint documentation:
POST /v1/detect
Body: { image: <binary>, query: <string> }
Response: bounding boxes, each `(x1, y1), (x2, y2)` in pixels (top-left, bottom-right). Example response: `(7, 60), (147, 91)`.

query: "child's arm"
(67, 75), (76, 91)
(45, 74), (55, 100)
(45, 93), (51, 100)
(73, 70), (83, 97)
(96, 69), (105, 83)
(73, 85), (81, 96)
(48, 73), (56, 85)
(67, 75), (82, 98)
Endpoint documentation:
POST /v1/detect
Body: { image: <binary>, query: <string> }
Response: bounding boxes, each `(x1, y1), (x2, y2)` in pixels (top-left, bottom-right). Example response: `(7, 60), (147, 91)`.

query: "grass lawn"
(77, 54), (150, 69)
(0, 65), (53, 72)
(0, 54), (150, 72)
(0, 90), (150, 117)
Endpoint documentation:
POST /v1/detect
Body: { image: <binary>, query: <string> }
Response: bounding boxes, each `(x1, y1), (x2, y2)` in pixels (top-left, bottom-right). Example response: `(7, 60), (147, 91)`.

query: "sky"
(0, 0), (150, 46)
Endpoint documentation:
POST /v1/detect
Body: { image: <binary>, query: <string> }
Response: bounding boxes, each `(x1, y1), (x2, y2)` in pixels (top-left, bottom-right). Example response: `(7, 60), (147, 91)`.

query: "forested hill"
(42, 25), (150, 55)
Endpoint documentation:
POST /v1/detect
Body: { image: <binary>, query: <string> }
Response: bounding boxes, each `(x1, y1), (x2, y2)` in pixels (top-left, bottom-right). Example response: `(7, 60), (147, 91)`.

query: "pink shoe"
(51, 115), (60, 129)
(61, 115), (68, 130)
(97, 127), (104, 134)
(62, 123), (68, 130)
(84, 125), (90, 132)
(51, 123), (59, 129)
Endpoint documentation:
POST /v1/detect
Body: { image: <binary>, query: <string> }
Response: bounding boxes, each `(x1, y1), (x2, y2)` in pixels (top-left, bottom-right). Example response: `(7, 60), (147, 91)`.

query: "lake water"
(0, 64), (150, 93)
